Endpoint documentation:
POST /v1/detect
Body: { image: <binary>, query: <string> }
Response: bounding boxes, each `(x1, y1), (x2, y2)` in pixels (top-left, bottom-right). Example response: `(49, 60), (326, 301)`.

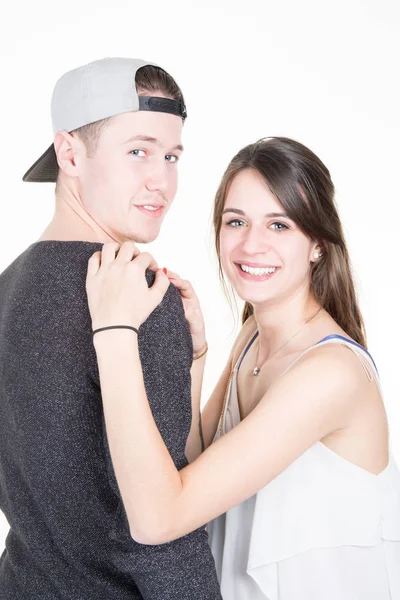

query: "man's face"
(76, 109), (183, 243)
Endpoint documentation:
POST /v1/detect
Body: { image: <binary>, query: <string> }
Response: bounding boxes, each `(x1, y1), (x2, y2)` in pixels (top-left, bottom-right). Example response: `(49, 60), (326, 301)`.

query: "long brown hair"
(213, 137), (366, 347)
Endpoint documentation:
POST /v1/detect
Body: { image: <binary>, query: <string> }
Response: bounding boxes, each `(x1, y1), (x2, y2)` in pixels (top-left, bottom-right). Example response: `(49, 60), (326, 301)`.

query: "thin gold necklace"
(252, 307), (322, 376)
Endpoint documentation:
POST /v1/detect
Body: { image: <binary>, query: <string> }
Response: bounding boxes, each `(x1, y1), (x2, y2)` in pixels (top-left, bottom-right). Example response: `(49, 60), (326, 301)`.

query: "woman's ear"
(310, 245), (323, 263)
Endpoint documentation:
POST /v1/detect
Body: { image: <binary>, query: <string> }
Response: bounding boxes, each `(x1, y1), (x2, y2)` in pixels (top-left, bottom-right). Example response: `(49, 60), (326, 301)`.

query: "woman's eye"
(270, 222), (289, 231)
(165, 154), (178, 163)
(130, 149), (146, 157)
(227, 219), (246, 227)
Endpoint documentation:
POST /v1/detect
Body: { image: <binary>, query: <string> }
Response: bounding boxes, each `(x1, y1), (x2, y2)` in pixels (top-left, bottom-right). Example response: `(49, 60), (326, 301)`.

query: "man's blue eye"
(165, 155), (178, 163)
(130, 149), (146, 157)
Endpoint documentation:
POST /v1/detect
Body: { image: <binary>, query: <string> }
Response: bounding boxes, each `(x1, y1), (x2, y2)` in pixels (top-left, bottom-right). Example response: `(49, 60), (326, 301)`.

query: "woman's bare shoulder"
(274, 341), (373, 415)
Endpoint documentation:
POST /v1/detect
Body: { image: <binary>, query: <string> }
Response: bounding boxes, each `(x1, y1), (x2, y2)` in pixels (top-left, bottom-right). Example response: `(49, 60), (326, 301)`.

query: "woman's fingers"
(164, 268), (181, 281)
(162, 269), (198, 301)
(171, 277), (196, 300)
(115, 241), (140, 264)
(98, 242), (158, 271)
(152, 269), (171, 300)
(100, 242), (120, 269)
(130, 252), (159, 273)
(87, 251), (102, 279)
(143, 252), (159, 272)
(89, 243), (159, 283)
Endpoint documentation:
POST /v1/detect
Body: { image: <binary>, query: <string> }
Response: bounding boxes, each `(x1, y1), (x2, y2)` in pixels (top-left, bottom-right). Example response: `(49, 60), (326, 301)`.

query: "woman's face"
(219, 168), (319, 308)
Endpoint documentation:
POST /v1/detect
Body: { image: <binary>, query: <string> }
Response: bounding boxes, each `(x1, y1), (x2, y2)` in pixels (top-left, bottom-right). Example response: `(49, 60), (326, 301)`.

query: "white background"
(1, 0), (399, 554)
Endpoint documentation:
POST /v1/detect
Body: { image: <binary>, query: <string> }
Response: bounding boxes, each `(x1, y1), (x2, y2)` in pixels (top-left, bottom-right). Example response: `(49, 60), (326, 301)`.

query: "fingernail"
(162, 268), (168, 275)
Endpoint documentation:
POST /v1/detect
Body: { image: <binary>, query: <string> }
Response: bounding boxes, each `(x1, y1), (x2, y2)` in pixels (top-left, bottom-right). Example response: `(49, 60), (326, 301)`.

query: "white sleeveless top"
(208, 334), (400, 600)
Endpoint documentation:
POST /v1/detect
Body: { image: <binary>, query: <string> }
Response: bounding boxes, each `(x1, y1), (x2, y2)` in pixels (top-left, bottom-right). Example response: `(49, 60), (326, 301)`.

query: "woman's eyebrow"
(222, 208), (245, 216)
(265, 212), (289, 218)
(222, 208), (289, 218)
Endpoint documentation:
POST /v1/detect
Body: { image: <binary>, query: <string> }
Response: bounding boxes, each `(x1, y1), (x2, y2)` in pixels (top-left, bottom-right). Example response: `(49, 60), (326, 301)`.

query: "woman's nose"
(240, 225), (271, 255)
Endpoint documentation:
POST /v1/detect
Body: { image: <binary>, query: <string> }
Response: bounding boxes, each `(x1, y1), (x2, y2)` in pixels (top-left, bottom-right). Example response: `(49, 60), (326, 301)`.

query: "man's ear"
(54, 130), (85, 178)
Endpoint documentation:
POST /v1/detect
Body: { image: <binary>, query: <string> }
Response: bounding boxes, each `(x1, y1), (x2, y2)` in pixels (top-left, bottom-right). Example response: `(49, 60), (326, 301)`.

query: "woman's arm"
(86, 243), (362, 545)
(94, 330), (361, 545)
(185, 353), (207, 462)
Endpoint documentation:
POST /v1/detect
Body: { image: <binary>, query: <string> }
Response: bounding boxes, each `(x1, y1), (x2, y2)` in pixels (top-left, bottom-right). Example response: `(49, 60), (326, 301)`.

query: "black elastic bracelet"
(92, 325), (139, 336)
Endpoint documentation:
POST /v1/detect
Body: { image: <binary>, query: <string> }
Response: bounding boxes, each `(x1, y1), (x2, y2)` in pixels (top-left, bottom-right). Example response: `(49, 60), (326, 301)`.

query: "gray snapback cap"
(22, 57), (186, 183)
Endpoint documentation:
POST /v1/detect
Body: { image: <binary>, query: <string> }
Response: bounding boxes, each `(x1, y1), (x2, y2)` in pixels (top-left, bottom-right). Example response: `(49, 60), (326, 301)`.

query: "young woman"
(86, 137), (400, 599)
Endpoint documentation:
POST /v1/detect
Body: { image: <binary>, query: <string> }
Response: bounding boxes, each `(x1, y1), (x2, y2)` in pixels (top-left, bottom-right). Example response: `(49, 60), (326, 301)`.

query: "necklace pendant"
(252, 367), (260, 376)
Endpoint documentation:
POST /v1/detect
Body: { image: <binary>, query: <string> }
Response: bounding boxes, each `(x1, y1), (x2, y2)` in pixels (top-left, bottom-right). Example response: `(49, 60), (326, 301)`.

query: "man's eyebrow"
(123, 135), (184, 152)
(222, 208), (290, 218)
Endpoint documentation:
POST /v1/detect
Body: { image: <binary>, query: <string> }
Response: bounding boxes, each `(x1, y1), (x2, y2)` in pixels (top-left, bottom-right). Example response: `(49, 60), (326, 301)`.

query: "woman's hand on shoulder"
(86, 241), (169, 333)
(163, 269), (206, 356)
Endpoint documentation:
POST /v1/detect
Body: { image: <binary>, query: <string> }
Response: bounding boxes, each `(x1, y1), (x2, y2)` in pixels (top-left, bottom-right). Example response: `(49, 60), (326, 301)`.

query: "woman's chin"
(235, 288), (275, 306)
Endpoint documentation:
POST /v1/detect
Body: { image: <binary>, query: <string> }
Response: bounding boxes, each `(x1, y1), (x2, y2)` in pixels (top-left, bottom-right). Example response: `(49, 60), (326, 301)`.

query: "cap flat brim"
(22, 144), (58, 182)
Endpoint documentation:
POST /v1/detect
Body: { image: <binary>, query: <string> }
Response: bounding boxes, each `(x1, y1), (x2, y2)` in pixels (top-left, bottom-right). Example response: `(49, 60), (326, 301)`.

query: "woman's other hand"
(164, 269), (206, 357)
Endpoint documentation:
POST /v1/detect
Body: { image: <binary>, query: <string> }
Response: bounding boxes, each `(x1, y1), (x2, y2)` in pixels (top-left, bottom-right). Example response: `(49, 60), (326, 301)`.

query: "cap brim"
(22, 144), (59, 182)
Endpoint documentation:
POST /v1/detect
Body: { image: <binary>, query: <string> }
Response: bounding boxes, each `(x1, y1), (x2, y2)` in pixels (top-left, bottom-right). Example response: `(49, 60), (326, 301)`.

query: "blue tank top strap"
(234, 332), (378, 379)
(236, 330), (259, 371)
(315, 334), (378, 373)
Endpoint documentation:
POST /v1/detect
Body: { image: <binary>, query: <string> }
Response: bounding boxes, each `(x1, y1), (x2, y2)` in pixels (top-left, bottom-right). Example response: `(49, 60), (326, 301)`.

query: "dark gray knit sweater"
(0, 241), (221, 600)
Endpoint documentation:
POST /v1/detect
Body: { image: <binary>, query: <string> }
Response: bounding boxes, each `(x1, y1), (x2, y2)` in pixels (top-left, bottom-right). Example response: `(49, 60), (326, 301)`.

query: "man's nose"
(145, 160), (168, 193)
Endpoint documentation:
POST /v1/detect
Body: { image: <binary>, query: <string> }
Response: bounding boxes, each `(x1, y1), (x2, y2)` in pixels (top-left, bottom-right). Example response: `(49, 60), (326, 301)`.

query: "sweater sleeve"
(85, 267), (222, 599)
(133, 531), (222, 600)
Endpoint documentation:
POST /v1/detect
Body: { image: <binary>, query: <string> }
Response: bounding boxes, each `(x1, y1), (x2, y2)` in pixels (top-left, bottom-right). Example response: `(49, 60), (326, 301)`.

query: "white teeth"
(143, 205), (159, 211)
(240, 265), (277, 276)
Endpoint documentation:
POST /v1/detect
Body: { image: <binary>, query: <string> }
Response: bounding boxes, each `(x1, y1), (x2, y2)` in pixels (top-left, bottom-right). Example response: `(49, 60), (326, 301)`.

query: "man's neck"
(39, 179), (117, 244)
(39, 218), (113, 243)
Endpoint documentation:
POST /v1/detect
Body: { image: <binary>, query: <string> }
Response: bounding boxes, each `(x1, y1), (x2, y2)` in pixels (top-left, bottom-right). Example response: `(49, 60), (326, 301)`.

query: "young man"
(0, 58), (221, 600)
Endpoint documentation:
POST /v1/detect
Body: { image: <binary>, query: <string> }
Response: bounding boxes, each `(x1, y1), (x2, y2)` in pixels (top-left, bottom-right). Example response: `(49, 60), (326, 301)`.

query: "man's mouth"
(135, 204), (165, 218)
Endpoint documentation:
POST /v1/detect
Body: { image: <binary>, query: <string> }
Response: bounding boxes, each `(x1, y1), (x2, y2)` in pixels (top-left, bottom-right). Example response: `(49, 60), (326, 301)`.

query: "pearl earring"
(313, 251), (322, 259)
